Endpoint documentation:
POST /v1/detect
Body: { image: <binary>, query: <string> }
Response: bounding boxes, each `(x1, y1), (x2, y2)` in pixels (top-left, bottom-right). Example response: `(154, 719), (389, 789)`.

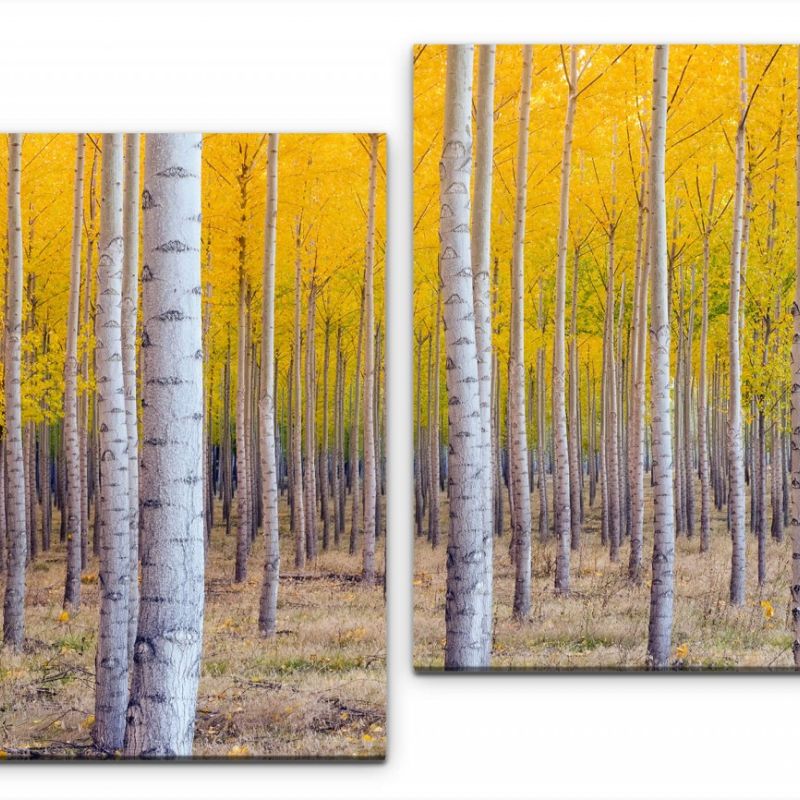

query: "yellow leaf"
(58, 610), (70, 623)
(80, 714), (95, 730)
(761, 600), (774, 620)
(361, 733), (373, 743)
(675, 642), (689, 660)
(0, 750), (7, 759)
(227, 745), (250, 758)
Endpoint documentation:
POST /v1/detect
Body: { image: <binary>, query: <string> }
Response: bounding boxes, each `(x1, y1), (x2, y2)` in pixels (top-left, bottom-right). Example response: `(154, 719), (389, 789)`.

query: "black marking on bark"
(141, 189), (157, 210)
(155, 240), (192, 253)
(100, 449), (116, 462)
(194, 349), (203, 360)
(156, 166), (196, 179)
(144, 437), (167, 446)
(142, 264), (154, 282)
(141, 329), (151, 348)
(158, 309), (186, 322)
(141, 499), (162, 508)
(147, 376), (184, 386)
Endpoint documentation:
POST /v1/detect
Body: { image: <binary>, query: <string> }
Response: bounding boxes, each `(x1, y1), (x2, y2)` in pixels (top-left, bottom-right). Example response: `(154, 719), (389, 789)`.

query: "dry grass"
(414, 479), (794, 670)
(0, 499), (386, 759)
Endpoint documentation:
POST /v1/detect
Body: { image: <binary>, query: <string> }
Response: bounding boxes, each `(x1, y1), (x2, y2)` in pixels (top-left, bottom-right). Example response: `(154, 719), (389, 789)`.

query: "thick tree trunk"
(553, 46), (577, 594)
(646, 46), (677, 669)
(3, 134), (28, 650)
(122, 133), (141, 658)
(125, 133), (204, 758)
(441, 45), (491, 669)
(729, 46), (748, 607)
(94, 134), (130, 752)
(510, 46), (534, 620)
(63, 134), (85, 610)
(362, 133), (378, 585)
(258, 133), (280, 637)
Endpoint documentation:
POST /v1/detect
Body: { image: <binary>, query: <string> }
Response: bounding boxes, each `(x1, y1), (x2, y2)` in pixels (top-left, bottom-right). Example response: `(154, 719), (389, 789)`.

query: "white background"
(1, 1), (799, 798)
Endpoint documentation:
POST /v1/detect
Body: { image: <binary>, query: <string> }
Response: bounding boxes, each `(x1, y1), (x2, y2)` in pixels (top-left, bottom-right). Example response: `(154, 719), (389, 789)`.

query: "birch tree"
(646, 45), (677, 669)
(125, 133), (204, 757)
(362, 133), (379, 586)
(122, 133), (141, 655)
(2, 134), (27, 650)
(94, 134), (130, 752)
(441, 45), (491, 669)
(63, 134), (85, 610)
(471, 44), (496, 653)
(729, 46), (748, 607)
(791, 45), (800, 668)
(258, 133), (280, 637)
(553, 45), (577, 594)
(509, 45), (534, 620)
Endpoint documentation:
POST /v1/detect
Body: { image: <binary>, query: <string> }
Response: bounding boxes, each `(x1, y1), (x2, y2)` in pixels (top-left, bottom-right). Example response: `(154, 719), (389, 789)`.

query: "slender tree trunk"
(508, 45), (534, 620)
(292, 229), (306, 569)
(362, 133), (378, 585)
(94, 134), (130, 752)
(122, 133), (141, 658)
(333, 327), (344, 545)
(235, 270), (250, 582)
(63, 134), (85, 610)
(320, 317), (331, 550)
(125, 133), (204, 758)
(3, 134), (27, 650)
(258, 134), (280, 637)
(729, 46), (748, 607)
(441, 45), (490, 669)
(698, 166), (717, 553)
(553, 46), (577, 593)
(349, 295), (364, 555)
(568, 246), (582, 552)
(646, 45), (677, 669)
(428, 289), (441, 547)
(304, 280), (317, 561)
(471, 44), (496, 651)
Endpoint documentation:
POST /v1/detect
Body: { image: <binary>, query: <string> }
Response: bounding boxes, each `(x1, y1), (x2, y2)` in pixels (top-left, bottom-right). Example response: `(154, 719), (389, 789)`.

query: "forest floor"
(414, 478), (795, 670)
(0, 499), (386, 759)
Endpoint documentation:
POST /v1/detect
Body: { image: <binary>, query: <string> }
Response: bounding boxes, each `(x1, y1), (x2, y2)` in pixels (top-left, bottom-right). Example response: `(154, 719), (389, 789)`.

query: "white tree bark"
(2, 134), (27, 650)
(292, 228), (306, 568)
(258, 133), (280, 636)
(646, 46), (677, 669)
(729, 47), (748, 607)
(362, 133), (378, 585)
(510, 45), (534, 620)
(441, 45), (490, 669)
(63, 134), (85, 610)
(553, 46), (577, 594)
(471, 44), (496, 658)
(122, 133), (141, 657)
(94, 134), (130, 752)
(791, 45), (800, 668)
(699, 166), (717, 553)
(125, 133), (204, 757)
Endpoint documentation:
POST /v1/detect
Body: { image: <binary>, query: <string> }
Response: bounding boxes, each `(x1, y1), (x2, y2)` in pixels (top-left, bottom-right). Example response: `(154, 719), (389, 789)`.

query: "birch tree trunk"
(729, 46), (748, 607)
(698, 166), (717, 553)
(125, 133), (204, 758)
(791, 45), (800, 668)
(349, 296), (364, 555)
(63, 134), (85, 610)
(122, 133), (141, 657)
(362, 133), (378, 585)
(509, 45), (534, 620)
(234, 271), (250, 582)
(471, 44), (496, 650)
(258, 133), (280, 637)
(292, 229), (306, 568)
(441, 45), (490, 669)
(2, 134), (27, 650)
(553, 46), (577, 594)
(304, 280), (317, 561)
(646, 46), (677, 669)
(94, 134), (130, 752)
